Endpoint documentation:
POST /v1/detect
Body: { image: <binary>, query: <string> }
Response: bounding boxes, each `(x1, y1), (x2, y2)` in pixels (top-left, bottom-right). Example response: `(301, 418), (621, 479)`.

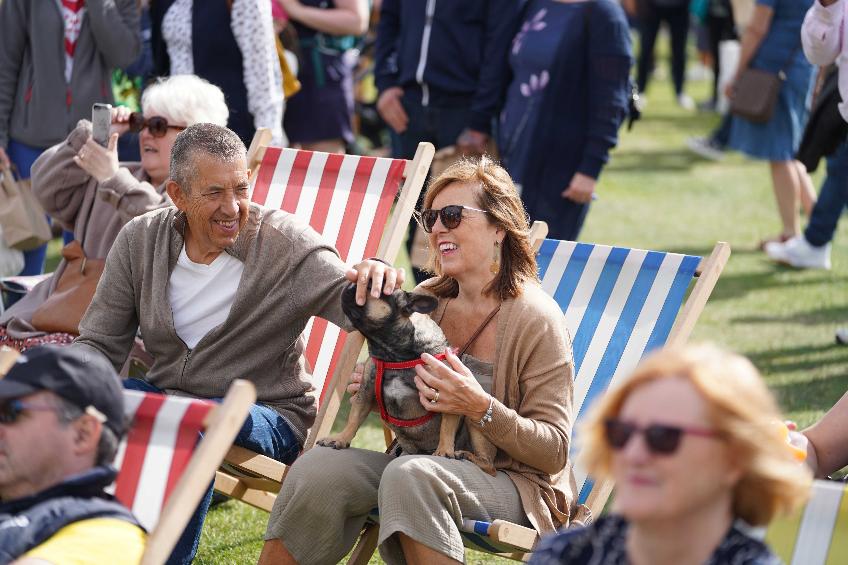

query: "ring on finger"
(430, 389), (439, 404)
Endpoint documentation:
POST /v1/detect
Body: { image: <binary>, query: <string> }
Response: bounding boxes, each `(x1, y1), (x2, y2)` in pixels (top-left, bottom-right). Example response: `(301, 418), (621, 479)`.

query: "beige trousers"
(266, 446), (530, 564)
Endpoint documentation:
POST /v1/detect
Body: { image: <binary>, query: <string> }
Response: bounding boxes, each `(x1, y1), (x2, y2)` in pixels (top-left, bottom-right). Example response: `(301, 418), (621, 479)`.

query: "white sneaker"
(677, 94), (695, 111)
(836, 328), (848, 345)
(686, 136), (725, 161)
(764, 235), (832, 270)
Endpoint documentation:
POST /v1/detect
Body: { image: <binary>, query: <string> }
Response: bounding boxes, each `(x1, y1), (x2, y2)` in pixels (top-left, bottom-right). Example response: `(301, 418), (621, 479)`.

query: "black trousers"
(636, 0), (691, 95)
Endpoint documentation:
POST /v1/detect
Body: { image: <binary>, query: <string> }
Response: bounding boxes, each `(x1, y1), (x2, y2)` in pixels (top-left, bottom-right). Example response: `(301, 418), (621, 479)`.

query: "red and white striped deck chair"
(213, 130), (435, 512)
(0, 346), (256, 565)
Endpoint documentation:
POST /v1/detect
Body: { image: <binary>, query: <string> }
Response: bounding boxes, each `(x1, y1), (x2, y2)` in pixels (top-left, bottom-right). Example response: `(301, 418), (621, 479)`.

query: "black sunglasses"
(128, 112), (186, 138)
(0, 399), (62, 425)
(604, 418), (720, 455)
(416, 205), (489, 233)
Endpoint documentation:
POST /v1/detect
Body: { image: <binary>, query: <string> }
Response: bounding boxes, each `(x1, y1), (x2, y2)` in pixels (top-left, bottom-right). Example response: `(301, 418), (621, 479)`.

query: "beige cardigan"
(422, 281), (590, 534)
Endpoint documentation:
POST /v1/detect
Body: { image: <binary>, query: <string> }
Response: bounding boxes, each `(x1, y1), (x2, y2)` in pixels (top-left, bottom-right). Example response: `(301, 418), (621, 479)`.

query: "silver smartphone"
(91, 103), (112, 146)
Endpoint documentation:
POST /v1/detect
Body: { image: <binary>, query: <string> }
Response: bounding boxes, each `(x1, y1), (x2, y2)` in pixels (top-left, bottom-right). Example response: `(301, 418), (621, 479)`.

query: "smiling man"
(73, 123), (404, 563)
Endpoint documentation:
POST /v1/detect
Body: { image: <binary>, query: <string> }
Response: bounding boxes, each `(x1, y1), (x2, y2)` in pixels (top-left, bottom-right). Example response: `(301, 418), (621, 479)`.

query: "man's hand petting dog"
(414, 349), (491, 422)
(345, 259), (405, 306)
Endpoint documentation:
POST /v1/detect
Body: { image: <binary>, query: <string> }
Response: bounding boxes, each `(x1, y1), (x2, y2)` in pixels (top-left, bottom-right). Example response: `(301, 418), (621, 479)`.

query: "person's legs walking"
(804, 141), (848, 247)
(766, 140), (848, 269)
(636, 0), (662, 94)
(769, 160), (802, 239)
(667, 3), (691, 99)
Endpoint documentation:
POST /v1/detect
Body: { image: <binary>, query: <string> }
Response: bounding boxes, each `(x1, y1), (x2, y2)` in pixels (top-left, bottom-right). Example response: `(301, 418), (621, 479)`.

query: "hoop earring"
(490, 240), (501, 275)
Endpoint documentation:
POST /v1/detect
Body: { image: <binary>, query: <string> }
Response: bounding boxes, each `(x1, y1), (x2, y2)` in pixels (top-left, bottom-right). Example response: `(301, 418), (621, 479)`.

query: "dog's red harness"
(372, 352), (449, 428)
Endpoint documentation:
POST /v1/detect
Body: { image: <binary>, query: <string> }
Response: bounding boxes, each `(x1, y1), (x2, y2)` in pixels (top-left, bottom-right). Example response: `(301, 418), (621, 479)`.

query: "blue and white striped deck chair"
(763, 479), (848, 565)
(347, 230), (730, 563)
(455, 237), (731, 559)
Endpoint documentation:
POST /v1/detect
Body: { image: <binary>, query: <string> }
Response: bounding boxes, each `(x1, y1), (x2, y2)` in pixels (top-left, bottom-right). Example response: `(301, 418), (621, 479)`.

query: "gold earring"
(490, 240), (501, 274)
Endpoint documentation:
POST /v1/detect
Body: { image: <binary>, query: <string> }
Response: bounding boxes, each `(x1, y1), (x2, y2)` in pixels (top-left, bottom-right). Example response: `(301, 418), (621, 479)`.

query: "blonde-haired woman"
(261, 156), (588, 564)
(530, 343), (811, 565)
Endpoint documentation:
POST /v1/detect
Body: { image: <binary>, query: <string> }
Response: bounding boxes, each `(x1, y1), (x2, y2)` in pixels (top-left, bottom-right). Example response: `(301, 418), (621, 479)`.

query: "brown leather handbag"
(31, 241), (105, 335)
(730, 45), (801, 124)
(729, 68), (784, 123)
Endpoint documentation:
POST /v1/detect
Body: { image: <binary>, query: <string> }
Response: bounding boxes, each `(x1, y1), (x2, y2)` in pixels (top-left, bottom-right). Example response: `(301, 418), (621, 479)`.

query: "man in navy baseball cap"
(0, 345), (145, 563)
(0, 344), (125, 436)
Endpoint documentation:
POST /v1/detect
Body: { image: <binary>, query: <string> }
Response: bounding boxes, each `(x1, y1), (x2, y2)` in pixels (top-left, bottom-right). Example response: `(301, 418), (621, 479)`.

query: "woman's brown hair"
(421, 156), (539, 300)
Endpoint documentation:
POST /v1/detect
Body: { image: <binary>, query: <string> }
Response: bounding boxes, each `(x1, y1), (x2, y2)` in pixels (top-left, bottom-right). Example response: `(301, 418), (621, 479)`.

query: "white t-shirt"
(168, 246), (245, 349)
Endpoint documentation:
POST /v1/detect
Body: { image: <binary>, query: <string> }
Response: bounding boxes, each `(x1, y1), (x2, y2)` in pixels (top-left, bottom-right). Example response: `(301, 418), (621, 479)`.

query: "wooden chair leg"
(348, 523), (380, 565)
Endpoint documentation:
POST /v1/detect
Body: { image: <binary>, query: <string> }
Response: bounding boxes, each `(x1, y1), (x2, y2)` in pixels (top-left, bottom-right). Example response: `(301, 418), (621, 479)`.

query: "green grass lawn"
(189, 70), (848, 562)
(29, 39), (841, 564)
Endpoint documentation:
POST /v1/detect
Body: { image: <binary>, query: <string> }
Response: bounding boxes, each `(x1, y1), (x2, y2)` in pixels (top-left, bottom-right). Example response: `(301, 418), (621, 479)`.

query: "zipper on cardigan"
(181, 349), (192, 378)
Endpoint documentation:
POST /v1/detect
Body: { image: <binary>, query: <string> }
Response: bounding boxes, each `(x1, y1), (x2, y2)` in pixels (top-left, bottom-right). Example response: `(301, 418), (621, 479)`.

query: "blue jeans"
(804, 140), (848, 247)
(123, 378), (301, 565)
(7, 139), (48, 276)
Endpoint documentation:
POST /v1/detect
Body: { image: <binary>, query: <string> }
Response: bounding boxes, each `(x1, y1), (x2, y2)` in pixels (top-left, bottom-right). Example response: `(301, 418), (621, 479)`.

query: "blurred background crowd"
(0, 0), (844, 332)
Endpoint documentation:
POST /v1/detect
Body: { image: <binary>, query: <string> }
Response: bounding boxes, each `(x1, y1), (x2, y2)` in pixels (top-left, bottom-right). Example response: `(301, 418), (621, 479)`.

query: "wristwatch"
(476, 396), (495, 426)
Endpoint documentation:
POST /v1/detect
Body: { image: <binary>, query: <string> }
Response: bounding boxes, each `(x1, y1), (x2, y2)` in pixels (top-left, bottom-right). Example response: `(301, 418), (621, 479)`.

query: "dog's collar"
(372, 351), (450, 428)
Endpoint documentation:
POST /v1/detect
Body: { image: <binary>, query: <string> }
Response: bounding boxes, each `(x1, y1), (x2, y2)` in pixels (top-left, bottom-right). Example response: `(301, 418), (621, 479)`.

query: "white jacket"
(802, 0), (848, 122)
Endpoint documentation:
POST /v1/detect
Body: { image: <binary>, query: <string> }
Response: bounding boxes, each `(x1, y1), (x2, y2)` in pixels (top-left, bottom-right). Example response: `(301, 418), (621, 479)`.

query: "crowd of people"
(0, 0), (846, 564)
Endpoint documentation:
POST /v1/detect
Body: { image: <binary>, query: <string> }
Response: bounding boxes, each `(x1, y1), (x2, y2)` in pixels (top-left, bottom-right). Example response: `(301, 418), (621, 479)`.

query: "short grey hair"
(142, 74), (229, 127)
(54, 396), (122, 467)
(170, 123), (246, 191)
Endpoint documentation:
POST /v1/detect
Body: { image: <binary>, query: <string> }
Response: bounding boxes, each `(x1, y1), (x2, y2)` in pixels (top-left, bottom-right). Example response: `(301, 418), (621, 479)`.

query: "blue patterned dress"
(727, 0), (814, 160)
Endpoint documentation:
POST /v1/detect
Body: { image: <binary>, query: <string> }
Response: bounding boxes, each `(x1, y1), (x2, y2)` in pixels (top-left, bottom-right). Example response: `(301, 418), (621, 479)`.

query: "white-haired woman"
(0, 74), (229, 349)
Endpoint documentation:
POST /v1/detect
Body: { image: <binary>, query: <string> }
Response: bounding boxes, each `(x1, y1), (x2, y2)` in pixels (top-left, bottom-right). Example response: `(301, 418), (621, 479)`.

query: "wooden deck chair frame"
(764, 478), (848, 565)
(347, 235), (731, 563)
(0, 345), (256, 565)
(213, 129), (435, 512)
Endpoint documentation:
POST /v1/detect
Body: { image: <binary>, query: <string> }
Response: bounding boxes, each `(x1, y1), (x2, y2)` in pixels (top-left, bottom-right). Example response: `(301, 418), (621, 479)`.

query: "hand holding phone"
(91, 103), (112, 147)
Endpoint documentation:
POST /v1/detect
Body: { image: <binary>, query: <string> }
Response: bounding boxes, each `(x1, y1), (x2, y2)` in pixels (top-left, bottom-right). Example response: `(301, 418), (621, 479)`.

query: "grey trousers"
(266, 446), (530, 564)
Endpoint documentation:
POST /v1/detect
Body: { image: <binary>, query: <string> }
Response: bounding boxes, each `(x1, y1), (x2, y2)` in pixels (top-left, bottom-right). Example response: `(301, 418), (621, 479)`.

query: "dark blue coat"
(0, 466), (142, 563)
(374, 0), (521, 134)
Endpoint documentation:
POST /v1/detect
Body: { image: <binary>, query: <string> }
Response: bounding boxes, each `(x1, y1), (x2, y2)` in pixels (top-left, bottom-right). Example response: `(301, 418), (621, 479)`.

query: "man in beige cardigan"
(73, 123), (404, 563)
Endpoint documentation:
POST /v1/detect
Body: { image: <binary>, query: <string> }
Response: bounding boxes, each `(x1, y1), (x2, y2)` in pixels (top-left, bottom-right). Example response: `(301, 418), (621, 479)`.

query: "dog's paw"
(433, 448), (457, 459)
(316, 436), (351, 450)
(455, 450), (497, 476)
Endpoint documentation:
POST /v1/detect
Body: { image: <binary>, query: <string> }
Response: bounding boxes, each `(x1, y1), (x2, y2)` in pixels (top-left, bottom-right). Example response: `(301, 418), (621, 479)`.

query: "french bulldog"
(317, 284), (496, 474)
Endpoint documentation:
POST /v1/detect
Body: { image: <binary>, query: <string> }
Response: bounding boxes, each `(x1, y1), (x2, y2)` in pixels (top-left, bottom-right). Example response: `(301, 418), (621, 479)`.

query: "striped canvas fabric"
(536, 239), (701, 504)
(110, 390), (215, 531)
(765, 479), (848, 565)
(250, 148), (406, 400)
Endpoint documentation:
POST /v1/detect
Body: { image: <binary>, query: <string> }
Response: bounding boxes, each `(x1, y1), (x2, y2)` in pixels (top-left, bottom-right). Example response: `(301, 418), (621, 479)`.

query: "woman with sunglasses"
(0, 75), (228, 349)
(530, 344), (811, 565)
(261, 157), (589, 565)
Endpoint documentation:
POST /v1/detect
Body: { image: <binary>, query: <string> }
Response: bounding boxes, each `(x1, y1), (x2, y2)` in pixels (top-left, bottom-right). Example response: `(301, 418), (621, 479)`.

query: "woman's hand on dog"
(346, 259), (405, 306)
(347, 362), (378, 412)
(347, 362), (365, 396)
(414, 349), (492, 420)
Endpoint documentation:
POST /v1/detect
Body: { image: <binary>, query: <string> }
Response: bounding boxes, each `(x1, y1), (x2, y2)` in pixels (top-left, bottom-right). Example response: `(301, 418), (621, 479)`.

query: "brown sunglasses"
(128, 112), (186, 138)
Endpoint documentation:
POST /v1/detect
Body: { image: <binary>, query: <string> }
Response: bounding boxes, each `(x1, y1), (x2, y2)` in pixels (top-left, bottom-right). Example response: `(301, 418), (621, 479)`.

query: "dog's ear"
(400, 292), (439, 316)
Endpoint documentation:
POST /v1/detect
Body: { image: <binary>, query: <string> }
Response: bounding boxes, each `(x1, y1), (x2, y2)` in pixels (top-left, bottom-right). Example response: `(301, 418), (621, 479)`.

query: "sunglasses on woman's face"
(604, 418), (720, 455)
(417, 205), (489, 233)
(128, 112), (186, 138)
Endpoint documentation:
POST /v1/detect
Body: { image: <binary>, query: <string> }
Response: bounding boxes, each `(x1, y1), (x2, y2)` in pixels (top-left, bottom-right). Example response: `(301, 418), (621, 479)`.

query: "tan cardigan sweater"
(423, 281), (590, 534)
